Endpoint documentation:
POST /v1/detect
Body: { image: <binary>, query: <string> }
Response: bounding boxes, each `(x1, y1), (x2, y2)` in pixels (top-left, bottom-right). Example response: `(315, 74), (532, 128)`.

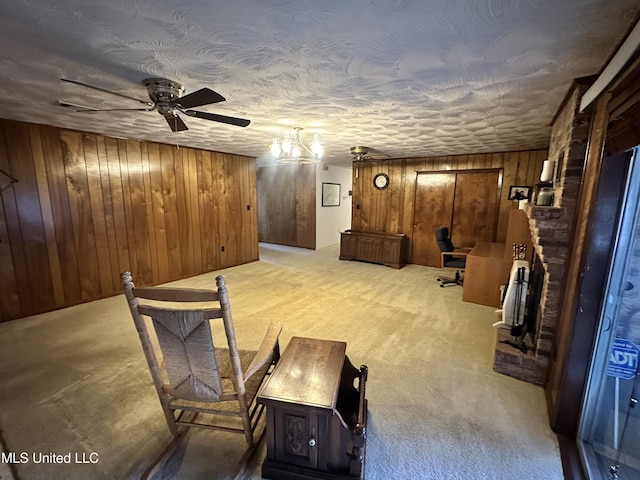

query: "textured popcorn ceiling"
(0, 1), (637, 167)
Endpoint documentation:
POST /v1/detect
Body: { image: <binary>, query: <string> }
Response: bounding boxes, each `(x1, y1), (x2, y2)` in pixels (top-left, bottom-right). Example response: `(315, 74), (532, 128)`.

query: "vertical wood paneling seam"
(119, 139), (139, 283)
(96, 136), (121, 292)
(10, 124), (53, 310)
(0, 123), (22, 319)
(83, 133), (112, 296)
(140, 142), (160, 285)
(29, 126), (65, 306)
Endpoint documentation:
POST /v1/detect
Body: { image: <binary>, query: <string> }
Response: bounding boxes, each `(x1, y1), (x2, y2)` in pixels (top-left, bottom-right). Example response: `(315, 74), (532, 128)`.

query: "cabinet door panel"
(274, 407), (318, 468)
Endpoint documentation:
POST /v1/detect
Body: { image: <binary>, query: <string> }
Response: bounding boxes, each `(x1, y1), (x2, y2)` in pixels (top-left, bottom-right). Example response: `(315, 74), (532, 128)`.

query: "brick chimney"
(494, 79), (594, 385)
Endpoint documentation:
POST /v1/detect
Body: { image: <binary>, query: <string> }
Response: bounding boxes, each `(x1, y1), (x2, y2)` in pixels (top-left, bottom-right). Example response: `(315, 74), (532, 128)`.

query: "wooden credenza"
(258, 337), (368, 480)
(339, 230), (409, 268)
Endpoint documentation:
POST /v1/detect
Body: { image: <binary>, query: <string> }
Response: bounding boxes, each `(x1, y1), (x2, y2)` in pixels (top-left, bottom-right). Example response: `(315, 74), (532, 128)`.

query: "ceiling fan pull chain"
(174, 117), (180, 149)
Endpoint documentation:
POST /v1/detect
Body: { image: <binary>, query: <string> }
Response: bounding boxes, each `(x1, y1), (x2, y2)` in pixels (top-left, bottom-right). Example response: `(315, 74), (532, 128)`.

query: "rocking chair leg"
(140, 429), (188, 480)
(141, 418), (265, 480)
(232, 425), (266, 480)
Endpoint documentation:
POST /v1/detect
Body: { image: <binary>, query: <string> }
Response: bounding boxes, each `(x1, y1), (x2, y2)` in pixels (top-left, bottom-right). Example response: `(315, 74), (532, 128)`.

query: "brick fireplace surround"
(494, 80), (593, 385)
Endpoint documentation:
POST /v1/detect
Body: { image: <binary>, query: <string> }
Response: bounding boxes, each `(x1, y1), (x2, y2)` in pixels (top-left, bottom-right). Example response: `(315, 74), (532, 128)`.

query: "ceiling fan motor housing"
(143, 78), (184, 115)
(350, 146), (369, 156)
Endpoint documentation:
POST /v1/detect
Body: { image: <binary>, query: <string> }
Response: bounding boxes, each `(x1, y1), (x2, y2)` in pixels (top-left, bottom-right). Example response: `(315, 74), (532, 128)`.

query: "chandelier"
(270, 127), (323, 164)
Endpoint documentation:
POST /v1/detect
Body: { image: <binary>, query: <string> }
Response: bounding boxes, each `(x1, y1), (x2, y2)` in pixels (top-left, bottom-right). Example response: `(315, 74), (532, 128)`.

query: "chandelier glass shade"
(270, 127), (323, 164)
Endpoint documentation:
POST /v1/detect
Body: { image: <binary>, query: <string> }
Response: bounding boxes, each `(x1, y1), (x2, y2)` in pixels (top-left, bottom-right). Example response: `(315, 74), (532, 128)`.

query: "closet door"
(411, 169), (501, 267)
(451, 170), (501, 246)
(411, 173), (456, 266)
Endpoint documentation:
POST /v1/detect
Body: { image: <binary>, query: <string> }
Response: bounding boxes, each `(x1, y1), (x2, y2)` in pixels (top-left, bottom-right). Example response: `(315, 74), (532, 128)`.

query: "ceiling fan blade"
(163, 113), (188, 132)
(177, 88), (226, 109)
(58, 100), (99, 110)
(61, 78), (153, 106)
(184, 109), (250, 127)
(65, 106), (154, 114)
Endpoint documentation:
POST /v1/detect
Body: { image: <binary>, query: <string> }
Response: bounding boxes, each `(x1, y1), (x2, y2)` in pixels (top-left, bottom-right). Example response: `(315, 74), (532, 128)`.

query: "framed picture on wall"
(322, 182), (341, 207)
(508, 185), (531, 200)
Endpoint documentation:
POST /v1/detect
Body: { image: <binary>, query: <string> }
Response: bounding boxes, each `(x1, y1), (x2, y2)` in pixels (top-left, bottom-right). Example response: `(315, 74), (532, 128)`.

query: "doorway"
(411, 169), (502, 266)
(578, 147), (640, 479)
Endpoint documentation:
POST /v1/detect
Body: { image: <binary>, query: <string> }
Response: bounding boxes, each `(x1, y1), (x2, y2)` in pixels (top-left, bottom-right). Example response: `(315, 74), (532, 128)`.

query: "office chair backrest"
(435, 227), (455, 252)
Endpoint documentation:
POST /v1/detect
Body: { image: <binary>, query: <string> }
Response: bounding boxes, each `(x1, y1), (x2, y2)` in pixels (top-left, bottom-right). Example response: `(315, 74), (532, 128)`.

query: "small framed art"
(507, 185), (531, 201)
(322, 182), (341, 207)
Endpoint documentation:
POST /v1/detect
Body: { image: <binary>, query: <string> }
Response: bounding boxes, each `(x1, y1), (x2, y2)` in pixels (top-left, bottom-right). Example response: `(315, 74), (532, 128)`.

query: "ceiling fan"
(59, 77), (250, 132)
(350, 146), (390, 162)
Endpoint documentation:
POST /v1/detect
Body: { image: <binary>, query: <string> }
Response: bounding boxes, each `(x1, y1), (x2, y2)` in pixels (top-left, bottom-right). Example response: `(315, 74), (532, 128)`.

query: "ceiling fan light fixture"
(270, 127), (323, 165)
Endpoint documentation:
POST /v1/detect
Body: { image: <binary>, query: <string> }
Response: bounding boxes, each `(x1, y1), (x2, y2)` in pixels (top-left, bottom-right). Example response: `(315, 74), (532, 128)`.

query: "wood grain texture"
(259, 336), (346, 409)
(462, 242), (510, 307)
(352, 150), (547, 245)
(257, 164), (316, 249)
(451, 170), (501, 247)
(0, 119), (257, 322)
(411, 173), (456, 266)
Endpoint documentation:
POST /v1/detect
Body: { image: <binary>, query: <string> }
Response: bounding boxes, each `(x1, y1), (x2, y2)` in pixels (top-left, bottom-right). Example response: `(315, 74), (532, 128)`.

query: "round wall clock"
(373, 172), (389, 190)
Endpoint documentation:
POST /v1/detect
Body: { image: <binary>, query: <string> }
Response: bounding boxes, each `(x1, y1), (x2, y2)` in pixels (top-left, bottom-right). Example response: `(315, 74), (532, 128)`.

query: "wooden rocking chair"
(121, 272), (281, 480)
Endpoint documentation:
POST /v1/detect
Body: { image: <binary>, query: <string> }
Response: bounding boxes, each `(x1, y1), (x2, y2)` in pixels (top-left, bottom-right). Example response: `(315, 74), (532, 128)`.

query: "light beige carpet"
(0, 243), (563, 479)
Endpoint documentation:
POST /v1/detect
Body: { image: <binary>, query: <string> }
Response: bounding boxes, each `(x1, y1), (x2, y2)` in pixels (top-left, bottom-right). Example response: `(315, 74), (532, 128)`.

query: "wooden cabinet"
(339, 230), (409, 268)
(258, 337), (368, 480)
(462, 242), (510, 308)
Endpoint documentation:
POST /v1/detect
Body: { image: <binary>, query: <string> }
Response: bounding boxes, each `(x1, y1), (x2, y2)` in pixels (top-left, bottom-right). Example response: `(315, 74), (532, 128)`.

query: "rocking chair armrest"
(243, 322), (282, 382)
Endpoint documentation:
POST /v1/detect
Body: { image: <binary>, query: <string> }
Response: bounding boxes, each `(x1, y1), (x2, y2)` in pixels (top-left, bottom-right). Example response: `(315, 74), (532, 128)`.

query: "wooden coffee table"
(258, 336), (368, 480)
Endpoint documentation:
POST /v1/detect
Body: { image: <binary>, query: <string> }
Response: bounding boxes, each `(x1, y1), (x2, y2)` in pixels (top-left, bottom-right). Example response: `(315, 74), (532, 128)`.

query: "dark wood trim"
(547, 135), (631, 435)
(559, 435), (588, 480)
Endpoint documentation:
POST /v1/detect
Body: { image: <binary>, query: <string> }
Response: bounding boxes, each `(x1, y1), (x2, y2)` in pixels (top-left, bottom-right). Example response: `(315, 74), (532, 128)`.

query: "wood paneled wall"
(257, 164), (316, 249)
(351, 149), (547, 243)
(0, 119), (258, 322)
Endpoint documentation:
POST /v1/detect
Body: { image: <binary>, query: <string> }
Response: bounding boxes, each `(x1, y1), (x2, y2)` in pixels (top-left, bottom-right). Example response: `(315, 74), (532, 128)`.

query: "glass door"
(578, 147), (640, 479)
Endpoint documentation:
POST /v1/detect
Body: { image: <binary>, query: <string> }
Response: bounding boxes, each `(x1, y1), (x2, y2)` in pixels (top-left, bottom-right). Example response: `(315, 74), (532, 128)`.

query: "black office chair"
(435, 227), (469, 287)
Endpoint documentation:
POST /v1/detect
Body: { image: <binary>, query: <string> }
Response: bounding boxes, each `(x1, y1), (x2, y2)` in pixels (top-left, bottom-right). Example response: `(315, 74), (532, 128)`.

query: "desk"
(462, 242), (510, 307)
(258, 337), (368, 480)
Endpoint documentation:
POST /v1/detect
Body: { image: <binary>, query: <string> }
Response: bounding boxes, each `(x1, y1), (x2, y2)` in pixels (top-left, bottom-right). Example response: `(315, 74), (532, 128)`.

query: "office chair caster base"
(437, 271), (464, 287)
